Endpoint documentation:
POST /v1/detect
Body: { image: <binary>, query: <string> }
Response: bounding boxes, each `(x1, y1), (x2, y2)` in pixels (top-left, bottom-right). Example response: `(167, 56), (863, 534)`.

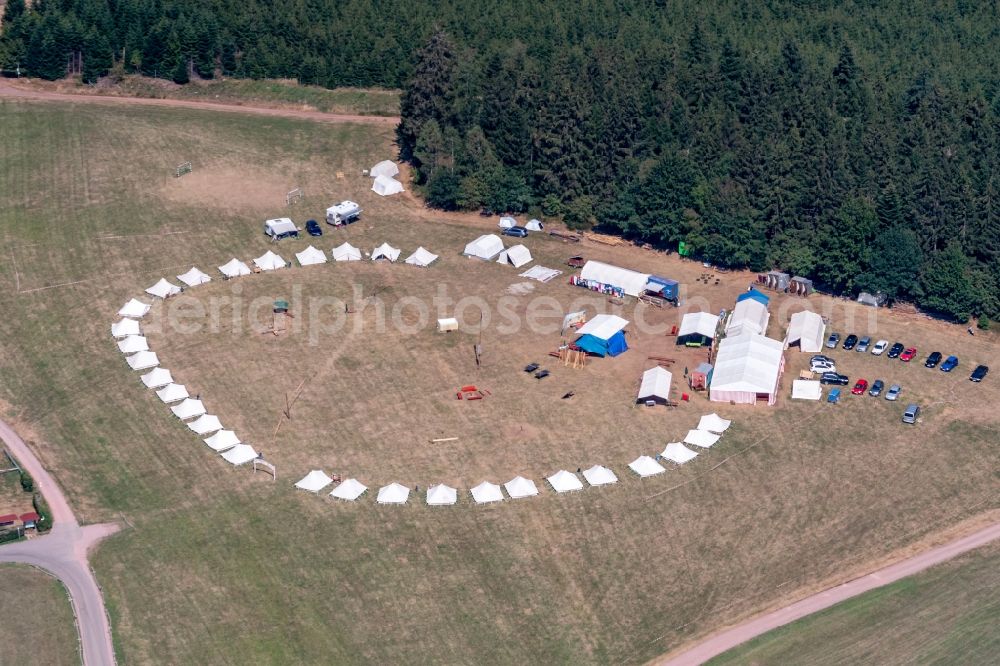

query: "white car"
(811, 361), (837, 373)
(871, 339), (889, 355)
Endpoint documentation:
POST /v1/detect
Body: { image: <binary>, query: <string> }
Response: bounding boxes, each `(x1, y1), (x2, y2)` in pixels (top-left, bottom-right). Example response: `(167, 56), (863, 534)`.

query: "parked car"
(826, 332), (841, 349)
(843, 334), (859, 350)
(820, 372), (850, 385)
(924, 351), (942, 368)
(811, 354), (834, 364)
(887, 342), (905, 358)
(902, 403), (920, 424)
(900, 347), (918, 362)
(811, 361), (837, 374)
(305, 219), (322, 236)
(885, 384), (902, 401)
(856, 336), (871, 352)
(971, 365), (989, 382)
(869, 379), (885, 397)
(940, 355), (959, 372)
(871, 339), (889, 355)
(502, 226), (528, 237)
(827, 388), (842, 403)
(851, 379), (869, 395)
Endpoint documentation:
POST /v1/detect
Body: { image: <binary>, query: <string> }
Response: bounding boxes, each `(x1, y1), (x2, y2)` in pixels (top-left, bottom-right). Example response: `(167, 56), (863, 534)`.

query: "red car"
(851, 379), (869, 395)
(900, 347), (918, 362)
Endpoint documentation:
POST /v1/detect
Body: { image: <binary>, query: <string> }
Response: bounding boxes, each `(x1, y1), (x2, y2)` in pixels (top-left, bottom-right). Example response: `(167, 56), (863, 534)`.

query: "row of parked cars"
(824, 333), (989, 382)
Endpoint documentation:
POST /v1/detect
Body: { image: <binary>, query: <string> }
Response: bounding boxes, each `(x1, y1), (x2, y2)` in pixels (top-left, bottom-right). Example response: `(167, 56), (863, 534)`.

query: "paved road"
(659, 520), (1000, 666)
(0, 419), (120, 666)
(0, 79), (399, 126)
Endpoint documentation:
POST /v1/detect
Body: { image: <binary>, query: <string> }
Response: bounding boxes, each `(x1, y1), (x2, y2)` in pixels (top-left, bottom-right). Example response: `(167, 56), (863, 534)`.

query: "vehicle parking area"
(783, 301), (993, 426)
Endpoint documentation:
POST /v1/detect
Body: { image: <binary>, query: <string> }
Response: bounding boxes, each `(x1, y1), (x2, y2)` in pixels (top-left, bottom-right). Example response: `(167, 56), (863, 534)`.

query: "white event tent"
(370, 160), (400, 178)
(463, 234), (504, 260)
(330, 478), (367, 501)
(637, 366), (673, 404)
(171, 398), (205, 420)
(140, 367), (172, 388)
(371, 174), (404, 196)
(504, 476), (538, 499)
(295, 470), (334, 493)
(155, 383), (189, 403)
(295, 245), (328, 266)
(371, 243), (401, 262)
(332, 242), (362, 262)
(582, 465), (618, 486)
(677, 311), (720, 345)
(497, 216), (516, 229)
(547, 470), (583, 493)
(661, 442), (699, 464)
(684, 429), (721, 449)
(470, 481), (504, 504)
(187, 414), (223, 435)
(405, 247), (438, 267)
(792, 379), (822, 401)
(117, 335), (149, 354)
(254, 250), (286, 271)
(784, 310), (826, 353)
(118, 298), (151, 319)
(697, 413), (732, 433)
(177, 267), (211, 287)
(126, 351), (159, 370)
(426, 484), (458, 506)
(221, 443), (258, 466)
(525, 219), (543, 231)
(377, 482), (410, 504)
(111, 318), (140, 338)
(219, 258), (251, 278)
(204, 430), (240, 452)
(580, 260), (650, 297)
(145, 278), (181, 299)
(496, 244), (532, 268)
(629, 456), (666, 478)
(726, 299), (770, 337)
(710, 332), (785, 406)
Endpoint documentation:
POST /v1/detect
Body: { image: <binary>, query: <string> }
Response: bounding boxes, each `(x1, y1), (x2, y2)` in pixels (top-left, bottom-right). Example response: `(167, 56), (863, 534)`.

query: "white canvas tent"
(330, 478), (367, 501)
(426, 484), (458, 506)
(118, 298), (151, 319)
(783, 310), (826, 353)
(437, 317), (459, 332)
(470, 481), (504, 504)
(370, 160), (400, 178)
(710, 333), (785, 406)
(221, 443), (258, 466)
(628, 455), (665, 478)
(254, 250), (286, 271)
(519, 266), (562, 282)
(219, 258), (251, 278)
(792, 379), (822, 401)
(677, 311), (720, 344)
(497, 216), (516, 229)
(525, 219), (543, 231)
(155, 383), (189, 403)
(371, 243), (401, 262)
(697, 413), (732, 433)
(580, 260), (651, 298)
(577, 314), (629, 339)
(582, 465), (618, 486)
(661, 442), (699, 464)
(295, 245), (328, 266)
(145, 278), (181, 299)
(204, 430), (240, 452)
(187, 414), (223, 435)
(117, 335), (149, 354)
(637, 366), (673, 404)
(377, 482), (410, 504)
(372, 174), (404, 196)
(332, 242), (362, 262)
(126, 350), (159, 370)
(726, 299), (770, 337)
(546, 470), (583, 493)
(295, 470), (334, 493)
(177, 267), (211, 287)
(405, 247), (438, 267)
(140, 367), (173, 389)
(111, 318), (141, 338)
(683, 429), (721, 449)
(171, 398), (205, 420)
(504, 476), (538, 499)
(496, 244), (532, 268)
(463, 234), (504, 260)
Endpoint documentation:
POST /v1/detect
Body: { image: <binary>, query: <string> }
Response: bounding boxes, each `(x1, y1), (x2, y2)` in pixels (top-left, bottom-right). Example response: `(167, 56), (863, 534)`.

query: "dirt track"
(0, 79), (400, 126)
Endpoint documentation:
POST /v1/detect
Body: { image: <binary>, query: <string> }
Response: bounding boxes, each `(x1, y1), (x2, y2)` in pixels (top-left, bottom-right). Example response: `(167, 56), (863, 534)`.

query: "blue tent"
(575, 332), (629, 357)
(736, 288), (770, 306)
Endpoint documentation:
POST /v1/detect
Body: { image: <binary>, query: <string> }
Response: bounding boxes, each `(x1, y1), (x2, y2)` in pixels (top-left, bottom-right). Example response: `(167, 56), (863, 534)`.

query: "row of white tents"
(211, 244), (441, 277)
(463, 233), (536, 268)
(293, 412), (734, 505)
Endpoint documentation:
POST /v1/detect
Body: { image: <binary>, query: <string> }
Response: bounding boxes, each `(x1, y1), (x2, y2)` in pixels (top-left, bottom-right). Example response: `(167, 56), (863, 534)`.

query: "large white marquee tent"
(677, 311), (720, 344)
(463, 234), (504, 260)
(636, 366), (673, 404)
(726, 299), (770, 337)
(580, 260), (650, 297)
(783, 310), (826, 353)
(710, 333), (785, 406)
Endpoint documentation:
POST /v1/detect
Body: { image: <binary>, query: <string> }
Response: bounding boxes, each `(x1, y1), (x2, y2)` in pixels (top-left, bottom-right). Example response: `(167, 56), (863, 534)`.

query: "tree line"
(2, 0), (999, 320)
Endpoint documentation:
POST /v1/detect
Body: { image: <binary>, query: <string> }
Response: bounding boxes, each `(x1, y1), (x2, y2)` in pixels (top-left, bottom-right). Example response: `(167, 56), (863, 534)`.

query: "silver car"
(885, 384), (902, 401)
(856, 336), (871, 352)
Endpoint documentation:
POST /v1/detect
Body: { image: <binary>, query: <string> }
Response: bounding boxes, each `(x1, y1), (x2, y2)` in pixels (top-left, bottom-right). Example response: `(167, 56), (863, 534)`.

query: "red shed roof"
(19, 512), (40, 522)
(0, 514), (17, 524)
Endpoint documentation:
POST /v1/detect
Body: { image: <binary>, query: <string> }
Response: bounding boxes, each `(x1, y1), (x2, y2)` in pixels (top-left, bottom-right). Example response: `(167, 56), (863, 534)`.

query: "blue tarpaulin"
(736, 288), (770, 306)
(575, 331), (629, 357)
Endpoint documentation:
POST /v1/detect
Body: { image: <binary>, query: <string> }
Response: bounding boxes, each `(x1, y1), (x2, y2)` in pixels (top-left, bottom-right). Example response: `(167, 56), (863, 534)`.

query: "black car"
(971, 365), (989, 382)
(502, 226), (529, 238)
(305, 219), (322, 236)
(924, 351), (942, 368)
(820, 372), (850, 385)
(887, 342), (905, 359)
(869, 379), (885, 397)
(843, 334), (859, 350)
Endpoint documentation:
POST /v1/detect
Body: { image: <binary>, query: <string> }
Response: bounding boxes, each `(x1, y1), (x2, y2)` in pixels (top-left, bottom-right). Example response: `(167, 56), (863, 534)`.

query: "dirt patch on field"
(158, 165), (292, 212)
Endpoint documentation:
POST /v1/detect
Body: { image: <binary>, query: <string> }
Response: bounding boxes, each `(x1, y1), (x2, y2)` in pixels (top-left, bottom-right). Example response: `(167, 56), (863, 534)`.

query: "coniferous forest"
(2, 1), (1000, 321)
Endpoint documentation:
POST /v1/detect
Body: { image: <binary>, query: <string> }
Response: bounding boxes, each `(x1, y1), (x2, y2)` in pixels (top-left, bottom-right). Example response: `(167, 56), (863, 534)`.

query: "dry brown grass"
(0, 565), (80, 666)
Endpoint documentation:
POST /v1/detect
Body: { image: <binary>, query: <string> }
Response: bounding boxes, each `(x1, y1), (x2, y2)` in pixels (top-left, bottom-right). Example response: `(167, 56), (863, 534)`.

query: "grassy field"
(708, 539), (1000, 666)
(0, 97), (997, 664)
(12, 75), (401, 116)
(0, 564), (80, 665)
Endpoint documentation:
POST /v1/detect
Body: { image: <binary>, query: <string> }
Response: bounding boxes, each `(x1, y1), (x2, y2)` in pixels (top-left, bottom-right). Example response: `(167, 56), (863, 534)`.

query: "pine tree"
(398, 30), (458, 161)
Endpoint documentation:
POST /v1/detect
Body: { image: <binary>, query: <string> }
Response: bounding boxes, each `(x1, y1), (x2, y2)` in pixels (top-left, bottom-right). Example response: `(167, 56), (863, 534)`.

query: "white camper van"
(326, 201), (362, 226)
(263, 217), (299, 240)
